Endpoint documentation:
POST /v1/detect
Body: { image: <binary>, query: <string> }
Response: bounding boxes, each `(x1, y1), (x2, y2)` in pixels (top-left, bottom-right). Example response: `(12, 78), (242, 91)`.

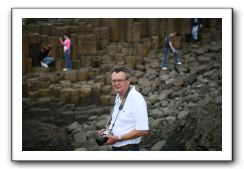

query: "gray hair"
(111, 65), (132, 80)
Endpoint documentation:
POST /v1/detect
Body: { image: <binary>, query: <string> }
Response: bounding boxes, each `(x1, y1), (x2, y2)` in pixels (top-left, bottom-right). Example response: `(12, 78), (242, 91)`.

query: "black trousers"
(112, 144), (140, 151)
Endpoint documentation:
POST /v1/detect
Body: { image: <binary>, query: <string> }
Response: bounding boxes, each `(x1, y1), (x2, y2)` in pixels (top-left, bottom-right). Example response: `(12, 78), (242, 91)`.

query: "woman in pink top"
(59, 33), (72, 71)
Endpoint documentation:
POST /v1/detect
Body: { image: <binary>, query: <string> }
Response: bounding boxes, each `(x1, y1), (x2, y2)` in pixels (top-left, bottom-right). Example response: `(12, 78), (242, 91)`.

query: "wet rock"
(151, 140), (167, 151)
(23, 119), (73, 151)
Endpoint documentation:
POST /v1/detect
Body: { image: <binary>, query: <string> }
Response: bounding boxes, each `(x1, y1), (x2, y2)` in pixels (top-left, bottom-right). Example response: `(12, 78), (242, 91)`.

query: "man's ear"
(127, 79), (131, 85)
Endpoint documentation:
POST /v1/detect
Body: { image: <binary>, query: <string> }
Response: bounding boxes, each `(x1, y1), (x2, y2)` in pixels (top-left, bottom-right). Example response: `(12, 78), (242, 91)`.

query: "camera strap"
(106, 86), (131, 131)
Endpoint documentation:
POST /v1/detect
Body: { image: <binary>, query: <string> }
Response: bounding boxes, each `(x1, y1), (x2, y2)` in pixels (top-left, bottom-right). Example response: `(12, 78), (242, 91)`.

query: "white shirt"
(110, 86), (149, 147)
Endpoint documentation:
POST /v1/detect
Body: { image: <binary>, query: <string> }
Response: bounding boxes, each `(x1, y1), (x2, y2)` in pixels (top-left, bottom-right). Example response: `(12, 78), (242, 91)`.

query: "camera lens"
(96, 137), (108, 146)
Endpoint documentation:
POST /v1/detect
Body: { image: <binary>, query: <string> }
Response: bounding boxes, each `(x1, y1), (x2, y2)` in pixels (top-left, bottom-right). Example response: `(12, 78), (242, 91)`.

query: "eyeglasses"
(111, 79), (127, 84)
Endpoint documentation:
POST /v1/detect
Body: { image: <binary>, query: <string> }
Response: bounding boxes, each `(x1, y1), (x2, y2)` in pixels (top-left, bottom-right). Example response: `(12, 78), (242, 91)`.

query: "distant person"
(59, 33), (72, 71)
(160, 31), (182, 70)
(191, 18), (202, 43)
(40, 44), (55, 68)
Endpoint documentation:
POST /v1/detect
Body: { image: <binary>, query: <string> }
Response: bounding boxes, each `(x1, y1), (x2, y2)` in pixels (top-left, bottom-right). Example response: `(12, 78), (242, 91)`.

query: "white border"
(12, 8), (232, 161)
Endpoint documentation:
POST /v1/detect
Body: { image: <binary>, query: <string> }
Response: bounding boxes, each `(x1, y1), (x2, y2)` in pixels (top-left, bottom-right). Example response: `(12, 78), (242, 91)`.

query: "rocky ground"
(22, 40), (222, 151)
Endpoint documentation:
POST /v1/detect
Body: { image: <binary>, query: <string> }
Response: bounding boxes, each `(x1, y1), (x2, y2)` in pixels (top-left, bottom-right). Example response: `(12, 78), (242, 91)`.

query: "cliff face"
(22, 18), (222, 151)
(159, 104), (222, 151)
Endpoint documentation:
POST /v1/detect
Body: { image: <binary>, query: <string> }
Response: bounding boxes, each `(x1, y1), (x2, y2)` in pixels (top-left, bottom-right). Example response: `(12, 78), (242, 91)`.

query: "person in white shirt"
(97, 65), (149, 151)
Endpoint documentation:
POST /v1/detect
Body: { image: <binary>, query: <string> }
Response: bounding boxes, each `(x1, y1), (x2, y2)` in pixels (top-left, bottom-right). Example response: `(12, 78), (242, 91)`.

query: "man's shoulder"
(129, 87), (145, 100)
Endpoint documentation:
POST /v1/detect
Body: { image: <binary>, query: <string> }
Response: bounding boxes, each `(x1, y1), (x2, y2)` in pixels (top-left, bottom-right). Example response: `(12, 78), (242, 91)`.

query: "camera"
(96, 128), (111, 146)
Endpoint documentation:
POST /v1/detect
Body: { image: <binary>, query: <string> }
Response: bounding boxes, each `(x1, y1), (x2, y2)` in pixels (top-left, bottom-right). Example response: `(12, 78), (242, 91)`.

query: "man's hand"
(106, 135), (119, 145)
(97, 128), (106, 136)
(105, 130), (149, 145)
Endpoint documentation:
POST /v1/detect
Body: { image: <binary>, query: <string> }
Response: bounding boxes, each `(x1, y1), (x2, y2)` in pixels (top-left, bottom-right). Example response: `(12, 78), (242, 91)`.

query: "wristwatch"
(118, 135), (122, 141)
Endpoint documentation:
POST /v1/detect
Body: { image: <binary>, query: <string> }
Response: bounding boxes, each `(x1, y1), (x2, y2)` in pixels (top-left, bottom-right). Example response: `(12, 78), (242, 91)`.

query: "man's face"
(111, 71), (130, 95)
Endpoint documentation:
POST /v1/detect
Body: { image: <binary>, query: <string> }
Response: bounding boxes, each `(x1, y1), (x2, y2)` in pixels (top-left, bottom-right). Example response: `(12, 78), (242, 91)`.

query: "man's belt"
(113, 144), (139, 150)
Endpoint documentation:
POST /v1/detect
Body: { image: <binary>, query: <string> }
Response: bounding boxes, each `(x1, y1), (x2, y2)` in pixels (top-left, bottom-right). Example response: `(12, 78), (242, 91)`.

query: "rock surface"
(22, 19), (222, 151)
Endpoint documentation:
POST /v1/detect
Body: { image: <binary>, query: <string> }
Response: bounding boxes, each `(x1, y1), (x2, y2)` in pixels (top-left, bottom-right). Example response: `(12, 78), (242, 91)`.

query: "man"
(98, 66), (149, 151)
(160, 31), (182, 70)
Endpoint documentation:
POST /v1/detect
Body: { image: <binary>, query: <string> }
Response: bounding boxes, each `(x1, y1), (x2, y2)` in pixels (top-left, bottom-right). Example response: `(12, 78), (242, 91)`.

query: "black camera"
(96, 129), (111, 146)
(96, 136), (108, 146)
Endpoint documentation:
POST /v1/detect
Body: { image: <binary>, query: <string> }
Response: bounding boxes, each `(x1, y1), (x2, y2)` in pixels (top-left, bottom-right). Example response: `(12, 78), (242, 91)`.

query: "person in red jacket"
(40, 44), (54, 68)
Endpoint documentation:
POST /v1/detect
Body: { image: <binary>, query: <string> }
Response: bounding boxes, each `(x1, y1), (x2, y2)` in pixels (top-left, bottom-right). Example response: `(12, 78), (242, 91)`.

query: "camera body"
(96, 128), (111, 146)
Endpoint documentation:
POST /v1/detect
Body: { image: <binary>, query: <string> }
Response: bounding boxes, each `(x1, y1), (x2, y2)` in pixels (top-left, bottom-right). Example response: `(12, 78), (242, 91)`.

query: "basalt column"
(28, 33), (42, 67)
(22, 34), (32, 74)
